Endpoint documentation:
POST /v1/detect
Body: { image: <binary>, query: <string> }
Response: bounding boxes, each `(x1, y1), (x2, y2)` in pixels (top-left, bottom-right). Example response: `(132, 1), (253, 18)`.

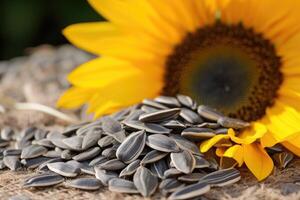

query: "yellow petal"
(282, 141), (300, 157)
(266, 101), (300, 142)
(227, 123), (267, 144)
(260, 131), (278, 148)
(63, 22), (119, 55)
(215, 147), (226, 157)
(223, 145), (244, 167)
(57, 87), (95, 109)
(200, 134), (229, 153)
(67, 58), (142, 88)
(243, 143), (274, 181)
(278, 88), (300, 112)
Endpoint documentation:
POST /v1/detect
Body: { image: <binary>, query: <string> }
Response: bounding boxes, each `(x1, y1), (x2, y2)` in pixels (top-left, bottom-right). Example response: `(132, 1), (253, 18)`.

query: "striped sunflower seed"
(119, 159), (141, 177)
(133, 166), (158, 197)
(47, 162), (80, 177)
(102, 117), (123, 134)
(62, 136), (83, 151)
(146, 134), (179, 152)
(21, 145), (48, 159)
(141, 105), (160, 113)
(142, 99), (169, 109)
(200, 168), (241, 187)
(89, 155), (108, 166)
(194, 155), (210, 169)
(95, 168), (118, 186)
(33, 139), (54, 148)
(164, 168), (182, 178)
(123, 120), (171, 134)
(179, 108), (203, 124)
(116, 130), (146, 163)
(1, 127), (14, 141)
(3, 156), (21, 171)
(98, 159), (126, 171)
(177, 94), (197, 110)
(23, 173), (64, 188)
(197, 105), (225, 122)
(97, 136), (115, 148)
(3, 149), (22, 156)
(170, 134), (201, 155)
(151, 159), (169, 179)
(154, 96), (181, 107)
(21, 156), (50, 169)
(102, 146), (117, 159)
(81, 129), (102, 150)
(38, 158), (63, 171)
(141, 150), (168, 165)
(108, 178), (139, 194)
(161, 120), (186, 129)
(159, 178), (185, 194)
(273, 152), (294, 169)
(178, 173), (205, 182)
(170, 150), (195, 174)
(217, 117), (250, 129)
(65, 178), (102, 190)
(181, 127), (216, 141)
(168, 180), (210, 200)
(72, 147), (101, 161)
(139, 108), (181, 123)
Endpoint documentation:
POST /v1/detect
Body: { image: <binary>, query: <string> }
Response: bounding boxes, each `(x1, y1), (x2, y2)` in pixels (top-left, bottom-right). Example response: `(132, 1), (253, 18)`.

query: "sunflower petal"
(266, 101), (300, 142)
(227, 123), (267, 144)
(243, 143), (274, 181)
(282, 140), (300, 157)
(200, 134), (230, 153)
(57, 87), (95, 109)
(223, 145), (244, 167)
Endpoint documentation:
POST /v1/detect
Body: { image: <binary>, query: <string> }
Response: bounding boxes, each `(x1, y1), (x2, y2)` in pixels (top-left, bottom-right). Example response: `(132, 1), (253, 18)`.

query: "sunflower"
(58, 0), (300, 180)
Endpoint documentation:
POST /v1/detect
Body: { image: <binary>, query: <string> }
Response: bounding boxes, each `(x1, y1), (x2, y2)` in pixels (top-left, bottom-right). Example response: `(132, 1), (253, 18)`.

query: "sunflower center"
(163, 22), (282, 122)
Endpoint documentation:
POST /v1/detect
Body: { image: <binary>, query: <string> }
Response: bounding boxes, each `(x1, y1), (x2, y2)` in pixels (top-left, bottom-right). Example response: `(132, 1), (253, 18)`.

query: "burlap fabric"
(0, 45), (299, 200)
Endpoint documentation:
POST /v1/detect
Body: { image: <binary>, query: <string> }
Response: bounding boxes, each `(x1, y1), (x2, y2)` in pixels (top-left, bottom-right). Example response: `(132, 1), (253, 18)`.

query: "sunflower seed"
(146, 134), (179, 152)
(82, 129), (102, 149)
(3, 149), (22, 156)
(200, 168), (241, 187)
(168, 180), (210, 200)
(159, 178), (185, 194)
(116, 130), (146, 163)
(72, 147), (101, 161)
(197, 122), (220, 129)
(139, 108), (181, 123)
(61, 150), (76, 160)
(102, 146), (117, 159)
(34, 129), (48, 140)
(119, 159), (141, 177)
(23, 173), (64, 188)
(161, 120), (186, 129)
(80, 163), (95, 175)
(102, 116), (123, 133)
(20, 145), (48, 159)
(273, 152), (294, 169)
(217, 117), (250, 129)
(98, 136), (115, 148)
(141, 105), (160, 113)
(134, 166), (158, 197)
(177, 94), (197, 110)
(1, 127), (14, 141)
(194, 155), (210, 168)
(33, 139), (54, 148)
(43, 150), (61, 158)
(3, 156), (21, 171)
(141, 150), (168, 165)
(215, 128), (229, 134)
(38, 158), (63, 171)
(20, 127), (36, 141)
(151, 159), (169, 179)
(181, 127), (216, 141)
(21, 156), (50, 169)
(89, 155), (108, 166)
(164, 168), (183, 178)
(178, 173), (205, 182)
(47, 162), (80, 177)
(65, 178), (102, 190)
(180, 108), (203, 124)
(197, 105), (225, 122)
(109, 178), (139, 194)
(170, 134), (201, 155)
(123, 120), (171, 134)
(154, 96), (181, 107)
(98, 159), (126, 171)
(170, 150), (195, 174)
(142, 99), (169, 109)
(62, 136), (83, 151)
(95, 168), (118, 186)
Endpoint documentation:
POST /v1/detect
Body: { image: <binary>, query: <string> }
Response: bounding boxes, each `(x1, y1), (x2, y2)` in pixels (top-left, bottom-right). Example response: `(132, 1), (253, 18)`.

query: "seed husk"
(200, 168), (241, 187)
(21, 145), (48, 159)
(139, 108), (181, 123)
(177, 94), (196, 110)
(151, 159), (169, 179)
(23, 173), (64, 188)
(98, 136), (115, 148)
(141, 105), (160, 113)
(179, 108), (203, 124)
(159, 178), (185, 194)
(197, 105), (225, 122)
(170, 150), (195, 174)
(178, 173), (205, 182)
(154, 96), (181, 107)
(102, 146), (117, 159)
(38, 158), (63, 171)
(62, 136), (83, 151)
(72, 147), (101, 161)
(146, 134), (179, 152)
(123, 120), (171, 134)
(95, 168), (118, 186)
(170, 134), (201, 155)
(194, 155), (210, 169)
(141, 150), (169, 165)
(65, 178), (102, 190)
(133, 166), (158, 197)
(21, 156), (50, 169)
(3, 149), (22, 156)
(164, 168), (183, 178)
(161, 120), (186, 129)
(98, 159), (126, 171)
(142, 99), (169, 109)
(3, 156), (22, 171)
(1, 127), (14, 141)
(168, 180), (210, 200)
(82, 129), (102, 150)
(119, 159), (141, 177)
(47, 162), (80, 177)
(61, 150), (76, 160)
(33, 139), (54, 148)
(108, 178), (139, 194)
(89, 155), (108, 166)
(217, 117), (250, 129)
(102, 116), (123, 134)
(181, 127), (216, 141)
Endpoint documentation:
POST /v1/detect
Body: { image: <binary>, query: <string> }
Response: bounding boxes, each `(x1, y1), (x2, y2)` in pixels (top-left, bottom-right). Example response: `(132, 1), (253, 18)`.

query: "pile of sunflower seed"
(0, 95), (263, 199)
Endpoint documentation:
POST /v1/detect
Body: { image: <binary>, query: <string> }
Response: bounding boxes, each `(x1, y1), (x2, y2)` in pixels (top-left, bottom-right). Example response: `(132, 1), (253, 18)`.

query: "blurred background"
(0, 0), (103, 60)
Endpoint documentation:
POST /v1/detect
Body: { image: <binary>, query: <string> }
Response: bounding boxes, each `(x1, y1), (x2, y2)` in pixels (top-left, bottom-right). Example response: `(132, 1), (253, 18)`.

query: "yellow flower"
(58, 0), (300, 179)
